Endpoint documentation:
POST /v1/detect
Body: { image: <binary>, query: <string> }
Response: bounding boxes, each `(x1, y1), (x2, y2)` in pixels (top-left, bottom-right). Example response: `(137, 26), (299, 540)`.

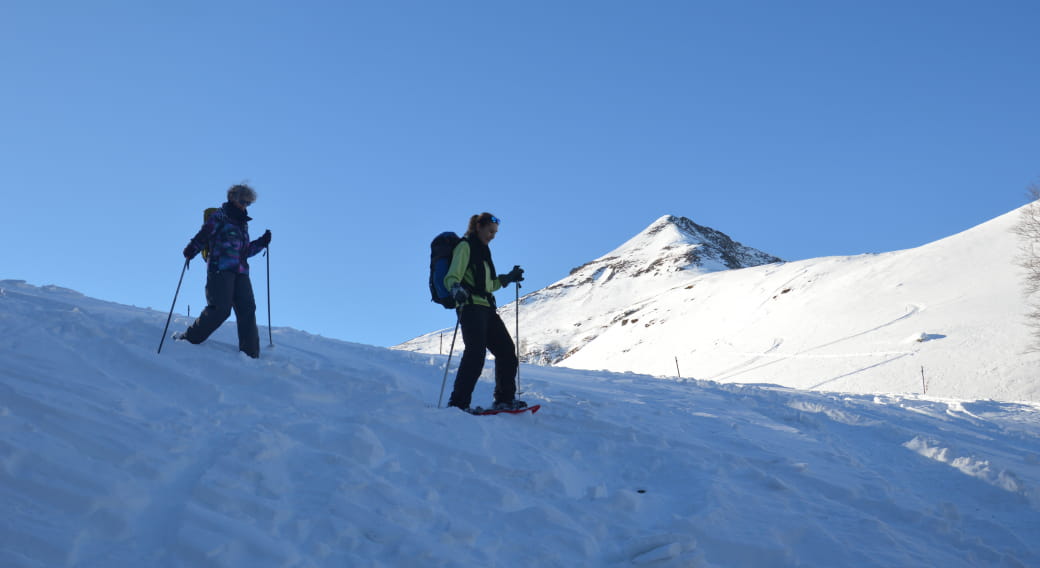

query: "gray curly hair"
(227, 183), (257, 205)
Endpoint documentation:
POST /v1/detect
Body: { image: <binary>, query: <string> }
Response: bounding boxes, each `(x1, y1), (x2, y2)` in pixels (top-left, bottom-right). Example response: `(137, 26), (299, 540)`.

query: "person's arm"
(444, 239), (471, 290)
(183, 214), (220, 259)
(247, 230), (271, 257)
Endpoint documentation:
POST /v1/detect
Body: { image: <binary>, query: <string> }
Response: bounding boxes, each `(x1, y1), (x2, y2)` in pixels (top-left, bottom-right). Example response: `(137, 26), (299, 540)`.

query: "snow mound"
(3, 280), (1040, 567)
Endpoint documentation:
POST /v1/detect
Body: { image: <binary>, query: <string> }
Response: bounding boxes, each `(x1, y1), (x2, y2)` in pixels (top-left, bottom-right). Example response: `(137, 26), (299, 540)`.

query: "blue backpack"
(429, 232), (461, 309)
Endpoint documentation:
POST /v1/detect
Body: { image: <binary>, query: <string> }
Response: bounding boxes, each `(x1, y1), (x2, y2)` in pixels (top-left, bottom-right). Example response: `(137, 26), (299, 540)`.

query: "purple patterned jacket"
(185, 202), (266, 274)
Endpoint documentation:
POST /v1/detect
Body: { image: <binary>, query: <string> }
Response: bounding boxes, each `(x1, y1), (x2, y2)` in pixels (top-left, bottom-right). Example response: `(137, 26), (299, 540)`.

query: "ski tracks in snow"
(712, 304), (925, 387)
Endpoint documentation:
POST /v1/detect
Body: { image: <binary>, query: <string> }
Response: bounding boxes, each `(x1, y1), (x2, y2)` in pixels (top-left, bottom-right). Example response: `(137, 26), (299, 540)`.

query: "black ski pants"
(449, 304), (519, 409)
(183, 270), (260, 358)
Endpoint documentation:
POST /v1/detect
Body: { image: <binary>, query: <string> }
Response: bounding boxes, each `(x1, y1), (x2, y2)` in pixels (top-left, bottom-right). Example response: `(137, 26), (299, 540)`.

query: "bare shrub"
(1013, 183), (1040, 350)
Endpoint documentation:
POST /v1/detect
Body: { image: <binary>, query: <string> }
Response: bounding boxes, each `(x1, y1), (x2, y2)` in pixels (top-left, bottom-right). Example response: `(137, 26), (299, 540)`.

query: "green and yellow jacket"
(444, 237), (503, 308)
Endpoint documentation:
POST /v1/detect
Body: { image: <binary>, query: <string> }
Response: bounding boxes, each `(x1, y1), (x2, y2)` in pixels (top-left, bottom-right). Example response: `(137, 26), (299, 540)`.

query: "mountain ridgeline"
(510, 215), (782, 365)
(559, 215), (782, 286)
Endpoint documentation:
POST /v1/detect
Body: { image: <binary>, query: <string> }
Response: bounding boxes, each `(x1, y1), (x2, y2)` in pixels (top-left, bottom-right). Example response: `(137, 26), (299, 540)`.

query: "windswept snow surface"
(2, 280), (1040, 567)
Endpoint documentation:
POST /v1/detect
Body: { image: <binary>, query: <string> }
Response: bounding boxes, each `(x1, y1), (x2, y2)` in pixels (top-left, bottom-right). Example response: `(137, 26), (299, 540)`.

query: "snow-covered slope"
(3, 280), (1040, 567)
(398, 208), (1040, 402)
(504, 215), (781, 365)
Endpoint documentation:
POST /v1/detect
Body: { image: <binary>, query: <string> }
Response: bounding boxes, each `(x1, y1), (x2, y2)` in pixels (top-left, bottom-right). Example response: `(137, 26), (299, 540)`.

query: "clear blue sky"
(2, 1), (1037, 347)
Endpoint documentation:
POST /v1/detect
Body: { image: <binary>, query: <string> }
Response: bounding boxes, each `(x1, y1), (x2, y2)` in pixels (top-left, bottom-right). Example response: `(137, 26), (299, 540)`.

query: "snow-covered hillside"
(514, 215), (781, 365)
(399, 208), (1040, 402)
(2, 280), (1040, 567)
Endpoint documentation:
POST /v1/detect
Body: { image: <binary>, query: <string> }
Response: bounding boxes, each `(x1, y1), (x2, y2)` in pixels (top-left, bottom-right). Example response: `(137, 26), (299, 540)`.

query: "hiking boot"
(447, 402), (471, 413)
(492, 400), (527, 411)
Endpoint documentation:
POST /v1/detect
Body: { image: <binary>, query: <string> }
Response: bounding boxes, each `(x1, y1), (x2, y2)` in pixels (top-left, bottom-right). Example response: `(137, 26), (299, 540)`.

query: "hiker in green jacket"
(445, 212), (525, 412)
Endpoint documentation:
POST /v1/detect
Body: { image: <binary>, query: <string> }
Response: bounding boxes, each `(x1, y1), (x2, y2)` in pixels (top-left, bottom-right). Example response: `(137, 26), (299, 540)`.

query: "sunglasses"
(486, 215), (501, 224)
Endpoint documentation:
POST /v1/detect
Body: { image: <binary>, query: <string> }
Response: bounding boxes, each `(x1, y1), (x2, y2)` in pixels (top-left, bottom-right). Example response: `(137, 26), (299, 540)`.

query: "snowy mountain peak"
(622, 214), (782, 270)
(563, 215), (781, 288)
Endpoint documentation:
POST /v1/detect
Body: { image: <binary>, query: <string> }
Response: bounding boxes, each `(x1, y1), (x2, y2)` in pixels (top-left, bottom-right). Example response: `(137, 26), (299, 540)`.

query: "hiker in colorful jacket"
(444, 212), (526, 412)
(177, 184), (272, 358)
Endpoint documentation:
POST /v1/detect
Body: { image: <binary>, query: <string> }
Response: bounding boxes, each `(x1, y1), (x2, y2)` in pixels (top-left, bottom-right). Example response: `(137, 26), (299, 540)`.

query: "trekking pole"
(437, 314), (461, 408)
(158, 259), (189, 354)
(265, 246), (273, 347)
(515, 279), (521, 394)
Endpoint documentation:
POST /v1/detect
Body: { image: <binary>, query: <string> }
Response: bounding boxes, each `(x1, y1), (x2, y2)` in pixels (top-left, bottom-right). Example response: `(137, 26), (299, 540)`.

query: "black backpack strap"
(460, 236), (497, 308)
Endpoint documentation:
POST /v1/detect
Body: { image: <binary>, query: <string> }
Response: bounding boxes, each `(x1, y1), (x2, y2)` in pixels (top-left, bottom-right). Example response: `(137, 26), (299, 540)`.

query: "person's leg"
(485, 312), (518, 404)
(183, 271), (236, 344)
(448, 305), (490, 409)
(232, 273), (260, 358)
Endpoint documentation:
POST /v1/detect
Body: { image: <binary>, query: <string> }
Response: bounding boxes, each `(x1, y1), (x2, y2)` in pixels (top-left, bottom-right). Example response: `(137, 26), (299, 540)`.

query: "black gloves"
(450, 266), (522, 307)
(257, 229), (272, 248)
(183, 243), (197, 260)
(499, 266), (525, 286)
(451, 284), (470, 305)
